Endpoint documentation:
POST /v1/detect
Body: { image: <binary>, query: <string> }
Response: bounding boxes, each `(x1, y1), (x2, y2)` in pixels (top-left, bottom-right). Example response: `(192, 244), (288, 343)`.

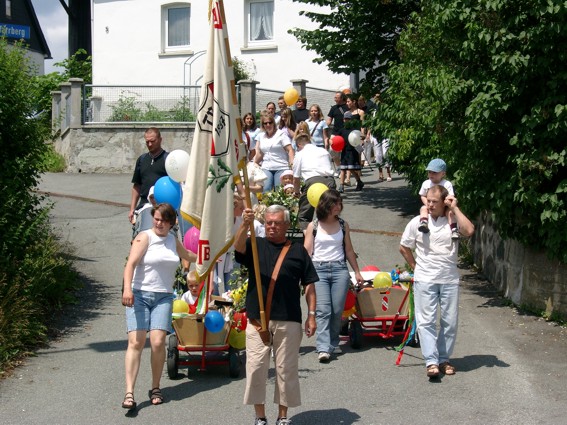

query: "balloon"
(331, 135), (345, 152)
(183, 226), (200, 253)
(153, 176), (182, 210)
(307, 183), (329, 208)
(232, 311), (248, 331)
(173, 299), (189, 314)
(373, 272), (393, 289)
(362, 265), (380, 272)
(348, 130), (362, 147)
(283, 87), (299, 106)
(342, 87), (352, 94)
(344, 290), (356, 311)
(165, 150), (190, 182)
(228, 328), (246, 349)
(204, 311), (225, 333)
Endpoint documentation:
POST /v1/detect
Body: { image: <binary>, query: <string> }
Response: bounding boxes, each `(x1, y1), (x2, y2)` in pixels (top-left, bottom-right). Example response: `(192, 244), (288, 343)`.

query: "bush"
(0, 40), (79, 373)
(372, 1), (567, 262)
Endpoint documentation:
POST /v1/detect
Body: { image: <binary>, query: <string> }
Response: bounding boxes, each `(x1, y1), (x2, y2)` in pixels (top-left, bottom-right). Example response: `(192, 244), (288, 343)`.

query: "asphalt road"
(0, 170), (565, 425)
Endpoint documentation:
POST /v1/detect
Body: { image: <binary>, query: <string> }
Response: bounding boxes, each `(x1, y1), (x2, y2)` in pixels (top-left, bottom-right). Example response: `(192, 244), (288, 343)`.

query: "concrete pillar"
(69, 78), (84, 128)
(59, 82), (71, 132)
(51, 91), (62, 133)
(238, 79), (259, 116)
(290, 79), (308, 97)
(89, 96), (103, 123)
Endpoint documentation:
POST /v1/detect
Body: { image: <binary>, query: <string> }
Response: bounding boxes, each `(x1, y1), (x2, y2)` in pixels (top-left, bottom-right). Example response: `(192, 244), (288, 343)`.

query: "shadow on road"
(291, 408), (361, 424)
(451, 354), (510, 372)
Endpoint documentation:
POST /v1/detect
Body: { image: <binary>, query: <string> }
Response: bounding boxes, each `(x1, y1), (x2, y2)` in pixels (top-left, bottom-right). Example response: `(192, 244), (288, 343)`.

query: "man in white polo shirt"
(399, 185), (474, 379)
(292, 133), (336, 231)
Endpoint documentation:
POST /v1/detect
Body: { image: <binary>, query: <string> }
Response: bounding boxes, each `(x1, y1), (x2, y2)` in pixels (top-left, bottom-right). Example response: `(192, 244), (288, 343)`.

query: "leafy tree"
(372, 0), (567, 261)
(0, 40), (78, 370)
(288, 0), (419, 94)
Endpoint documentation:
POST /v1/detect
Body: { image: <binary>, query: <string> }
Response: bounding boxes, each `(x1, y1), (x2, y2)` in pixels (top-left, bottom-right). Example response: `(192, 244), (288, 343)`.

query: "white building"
(92, 0), (349, 91)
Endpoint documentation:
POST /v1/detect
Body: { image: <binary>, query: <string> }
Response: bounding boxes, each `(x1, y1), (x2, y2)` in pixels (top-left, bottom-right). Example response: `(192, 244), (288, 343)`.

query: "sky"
(31, 0), (68, 74)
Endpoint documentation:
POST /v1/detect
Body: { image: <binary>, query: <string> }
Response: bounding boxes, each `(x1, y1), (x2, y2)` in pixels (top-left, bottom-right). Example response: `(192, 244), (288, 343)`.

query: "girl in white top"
(121, 203), (196, 409)
(303, 189), (363, 361)
(254, 110), (294, 192)
(306, 104), (330, 148)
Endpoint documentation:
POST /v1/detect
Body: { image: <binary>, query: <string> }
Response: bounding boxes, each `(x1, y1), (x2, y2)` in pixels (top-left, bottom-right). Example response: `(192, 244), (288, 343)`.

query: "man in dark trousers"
(234, 205), (317, 425)
(128, 127), (169, 230)
(292, 134), (336, 231)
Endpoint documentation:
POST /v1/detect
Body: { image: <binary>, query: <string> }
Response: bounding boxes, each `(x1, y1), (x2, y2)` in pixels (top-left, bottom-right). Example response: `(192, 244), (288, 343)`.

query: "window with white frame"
(162, 3), (190, 52)
(248, 0), (274, 43)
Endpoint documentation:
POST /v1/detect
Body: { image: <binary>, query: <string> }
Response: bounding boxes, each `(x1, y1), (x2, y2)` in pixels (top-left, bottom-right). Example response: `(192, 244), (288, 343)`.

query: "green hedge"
(370, 0), (567, 262)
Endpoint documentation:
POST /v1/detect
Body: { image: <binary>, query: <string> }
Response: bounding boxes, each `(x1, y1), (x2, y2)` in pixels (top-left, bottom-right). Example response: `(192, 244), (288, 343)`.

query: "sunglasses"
(263, 121), (274, 125)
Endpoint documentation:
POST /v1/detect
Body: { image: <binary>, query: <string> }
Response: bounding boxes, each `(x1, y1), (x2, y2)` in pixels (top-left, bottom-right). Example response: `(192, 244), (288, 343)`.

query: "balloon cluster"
(154, 150), (190, 210)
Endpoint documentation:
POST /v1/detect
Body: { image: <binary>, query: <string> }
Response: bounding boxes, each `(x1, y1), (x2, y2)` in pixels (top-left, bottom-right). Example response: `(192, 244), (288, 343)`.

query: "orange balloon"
(283, 88), (299, 106)
(342, 88), (352, 94)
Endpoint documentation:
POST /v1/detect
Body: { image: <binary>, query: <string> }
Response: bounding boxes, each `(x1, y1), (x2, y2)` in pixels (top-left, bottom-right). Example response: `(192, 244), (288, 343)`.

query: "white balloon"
(348, 130), (362, 147)
(165, 150), (190, 182)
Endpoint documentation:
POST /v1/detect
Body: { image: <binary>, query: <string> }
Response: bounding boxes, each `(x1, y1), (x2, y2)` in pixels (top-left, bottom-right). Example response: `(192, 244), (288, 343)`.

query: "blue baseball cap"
(426, 158), (447, 172)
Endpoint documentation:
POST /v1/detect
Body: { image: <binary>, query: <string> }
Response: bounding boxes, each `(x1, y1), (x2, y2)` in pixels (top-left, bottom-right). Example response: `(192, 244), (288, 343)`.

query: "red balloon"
(344, 290), (356, 311)
(362, 265), (381, 272)
(232, 311), (247, 331)
(331, 135), (345, 152)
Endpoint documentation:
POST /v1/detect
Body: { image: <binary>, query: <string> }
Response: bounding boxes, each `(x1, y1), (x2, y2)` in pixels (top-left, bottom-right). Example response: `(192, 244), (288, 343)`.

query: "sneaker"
(386, 177), (392, 182)
(334, 170), (340, 178)
(254, 418), (268, 425)
(451, 229), (460, 240)
(418, 221), (429, 233)
(276, 418), (292, 425)
(318, 352), (330, 363)
(338, 185), (344, 193)
(333, 345), (342, 355)
(355, 180), (364, 191)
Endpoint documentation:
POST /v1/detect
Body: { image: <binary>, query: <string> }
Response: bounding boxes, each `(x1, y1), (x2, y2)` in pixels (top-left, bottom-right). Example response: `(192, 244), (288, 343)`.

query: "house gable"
(1, 0), (51, 58)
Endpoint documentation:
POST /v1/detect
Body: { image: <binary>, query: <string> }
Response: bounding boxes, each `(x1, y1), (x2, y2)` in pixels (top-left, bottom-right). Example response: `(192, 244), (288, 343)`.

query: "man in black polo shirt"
(128, 127), (169, 225)
(326, 92), (348, 175)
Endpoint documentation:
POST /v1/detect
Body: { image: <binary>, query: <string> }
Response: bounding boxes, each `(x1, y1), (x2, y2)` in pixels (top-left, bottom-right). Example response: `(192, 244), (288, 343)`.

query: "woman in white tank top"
(304, 189), (364, 362)
(121, 203), (196, 410)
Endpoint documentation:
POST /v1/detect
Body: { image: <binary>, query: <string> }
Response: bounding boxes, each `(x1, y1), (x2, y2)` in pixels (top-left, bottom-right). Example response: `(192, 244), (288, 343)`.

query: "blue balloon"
(153, 176), (182, 210)
(204, 311), (225, 333)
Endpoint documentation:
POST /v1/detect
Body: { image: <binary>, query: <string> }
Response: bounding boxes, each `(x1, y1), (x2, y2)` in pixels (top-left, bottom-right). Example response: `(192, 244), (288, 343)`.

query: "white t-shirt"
(306, 119), (329, 147)
(257, 129), (292, 171)
(293, 143), (334, 181)
(312, 227), (344, 262)
(181, 291), (198, 305)
(400, 215), (460, 284)
(419, 178), (454, 197)
(131, 229), (179, 292)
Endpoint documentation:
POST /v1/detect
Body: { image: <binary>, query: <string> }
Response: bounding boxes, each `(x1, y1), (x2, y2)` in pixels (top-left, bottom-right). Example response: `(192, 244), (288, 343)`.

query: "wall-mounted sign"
(0, 24), (31, 40)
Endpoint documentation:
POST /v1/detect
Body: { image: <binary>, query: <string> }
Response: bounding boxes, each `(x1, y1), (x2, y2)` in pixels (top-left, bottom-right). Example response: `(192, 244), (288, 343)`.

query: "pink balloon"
(183, 227), (200, 253)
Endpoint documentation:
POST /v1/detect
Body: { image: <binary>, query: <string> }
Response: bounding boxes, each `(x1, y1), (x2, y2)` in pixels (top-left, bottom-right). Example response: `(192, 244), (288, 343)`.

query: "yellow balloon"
(373, 272), (393, 289)
(283, 87), (300, 106)
(307, 183), (329, 208)
(228, 328), (246, 349)
(172, 299), (189, 313)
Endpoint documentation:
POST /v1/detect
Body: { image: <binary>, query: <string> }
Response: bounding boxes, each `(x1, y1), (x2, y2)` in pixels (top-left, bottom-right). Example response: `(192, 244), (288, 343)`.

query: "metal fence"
(82, 84), (336, 124)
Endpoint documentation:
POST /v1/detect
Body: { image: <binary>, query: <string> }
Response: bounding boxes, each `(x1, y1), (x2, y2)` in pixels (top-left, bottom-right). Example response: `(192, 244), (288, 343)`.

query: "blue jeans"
(413, 282), (459, 366)
(313, 261), (350, 353)
(262, 169), (286, 192)
(126, 289), (173, 333)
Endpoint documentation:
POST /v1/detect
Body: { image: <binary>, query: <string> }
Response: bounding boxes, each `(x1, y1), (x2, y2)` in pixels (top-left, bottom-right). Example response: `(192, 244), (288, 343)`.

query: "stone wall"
(54, 125), (195, 173)
(472, 211), (567, 319)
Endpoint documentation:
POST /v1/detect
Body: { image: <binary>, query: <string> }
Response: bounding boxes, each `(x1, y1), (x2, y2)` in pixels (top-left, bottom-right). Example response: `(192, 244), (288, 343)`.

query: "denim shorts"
(126, 289), (173, 333)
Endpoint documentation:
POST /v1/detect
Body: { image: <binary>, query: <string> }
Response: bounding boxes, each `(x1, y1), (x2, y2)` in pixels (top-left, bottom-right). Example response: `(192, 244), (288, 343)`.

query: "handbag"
(255, 240), (292, 345)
